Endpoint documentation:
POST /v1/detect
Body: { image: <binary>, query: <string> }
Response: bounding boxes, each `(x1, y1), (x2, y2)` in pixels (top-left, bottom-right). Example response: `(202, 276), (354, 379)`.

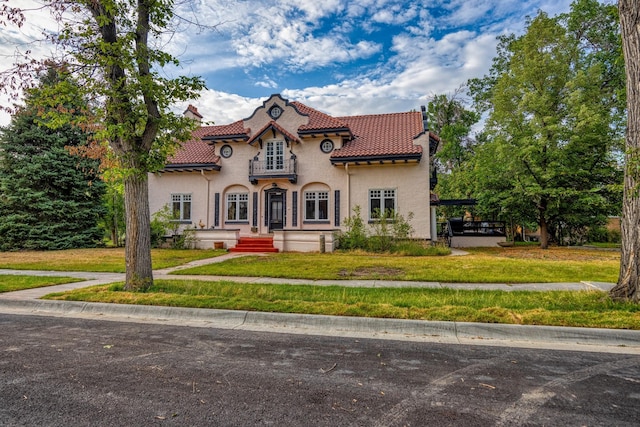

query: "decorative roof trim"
(247, 120), (301, 145)
(162, 163), (221, 172)
(297, 127), (352, 136)
(202, 134), (249, 143)
(330, 153), (422, 165)
(243, 94), (309, 122)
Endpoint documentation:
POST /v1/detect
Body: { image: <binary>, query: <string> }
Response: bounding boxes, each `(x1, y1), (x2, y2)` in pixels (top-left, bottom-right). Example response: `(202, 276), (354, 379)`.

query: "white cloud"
(225, 3), (382, 71)
(370, 3), (419, 25)
(0, 0), (578, 128)
(177, 90), (265, 125)
(254, 75), (278, 89)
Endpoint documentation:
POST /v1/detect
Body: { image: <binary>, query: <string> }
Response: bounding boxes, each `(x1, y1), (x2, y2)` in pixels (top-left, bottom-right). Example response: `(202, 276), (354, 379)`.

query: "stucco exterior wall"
(191, 229), (239, 250)
(148, 171), (212, 234)
(272, 230), (338, 252)
(346, 163), (431, 240)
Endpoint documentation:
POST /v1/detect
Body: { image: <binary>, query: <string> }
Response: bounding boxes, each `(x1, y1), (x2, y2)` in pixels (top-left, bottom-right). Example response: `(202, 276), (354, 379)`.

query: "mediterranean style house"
(148, 94), (442, 252)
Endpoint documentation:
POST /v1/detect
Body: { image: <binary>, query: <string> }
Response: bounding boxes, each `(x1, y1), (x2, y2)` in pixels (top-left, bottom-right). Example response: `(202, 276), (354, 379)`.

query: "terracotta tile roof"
(168, 126), (220, 165)
(291, 101), (351, 134)
(201, 120), (249, 141)
(247, 120), (301, 145)
(166, 99), (432, 166)
(331, 111), (424, 160)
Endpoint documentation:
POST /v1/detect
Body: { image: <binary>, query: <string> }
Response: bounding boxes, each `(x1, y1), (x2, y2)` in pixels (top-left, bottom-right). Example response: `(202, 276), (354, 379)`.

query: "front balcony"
(249, 158), (297, 184)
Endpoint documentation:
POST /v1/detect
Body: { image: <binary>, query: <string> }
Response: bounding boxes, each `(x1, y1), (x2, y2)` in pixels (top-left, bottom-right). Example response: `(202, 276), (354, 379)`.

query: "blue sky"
(1, 0), (580, 126)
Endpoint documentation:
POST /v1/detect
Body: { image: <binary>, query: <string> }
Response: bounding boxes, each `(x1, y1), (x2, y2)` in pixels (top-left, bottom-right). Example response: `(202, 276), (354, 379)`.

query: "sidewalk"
(0, 254), (637, 354)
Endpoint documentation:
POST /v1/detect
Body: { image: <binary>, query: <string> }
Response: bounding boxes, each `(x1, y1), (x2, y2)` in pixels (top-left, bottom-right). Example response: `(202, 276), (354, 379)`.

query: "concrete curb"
(1, 299), (639, 352)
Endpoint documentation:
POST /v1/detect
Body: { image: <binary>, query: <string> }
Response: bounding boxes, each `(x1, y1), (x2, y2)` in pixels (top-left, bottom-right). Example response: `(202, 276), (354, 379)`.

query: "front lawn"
(175, 247), (620, 283)
(0, 248), (225, 272)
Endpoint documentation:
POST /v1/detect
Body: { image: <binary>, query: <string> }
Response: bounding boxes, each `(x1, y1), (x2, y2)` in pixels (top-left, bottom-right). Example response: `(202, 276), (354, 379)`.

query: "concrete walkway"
(0, 253), (637, 354)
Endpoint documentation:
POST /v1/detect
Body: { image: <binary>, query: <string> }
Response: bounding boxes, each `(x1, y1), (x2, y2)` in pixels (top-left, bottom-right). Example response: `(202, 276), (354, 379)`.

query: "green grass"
(0, 275), (83, 292)
(43, 279), (640, 329)
(0, 246), (619, 284)
(175, 249), (620, 283)
(0, 248), (225, 272)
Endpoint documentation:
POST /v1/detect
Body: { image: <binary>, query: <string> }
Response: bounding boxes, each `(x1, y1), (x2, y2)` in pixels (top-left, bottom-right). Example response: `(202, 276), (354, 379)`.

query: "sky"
(0, 0), (578, 127)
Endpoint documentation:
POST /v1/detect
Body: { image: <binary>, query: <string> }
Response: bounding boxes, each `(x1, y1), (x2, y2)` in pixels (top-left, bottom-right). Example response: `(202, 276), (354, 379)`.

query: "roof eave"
(298, 127), (352, 137)
(330, 153), (422, 165)
(202, 134), (249, 144)
(161, 163), (221, 172)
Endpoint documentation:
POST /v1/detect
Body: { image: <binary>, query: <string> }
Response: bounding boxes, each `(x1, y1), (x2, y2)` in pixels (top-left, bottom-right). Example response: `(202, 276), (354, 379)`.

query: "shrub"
(340, 206), (368, 250)
(149, 204), (197, 249)
(150, 217), (167, 248)
(586, 226), (622, 244)
(339, 206), (424, 254)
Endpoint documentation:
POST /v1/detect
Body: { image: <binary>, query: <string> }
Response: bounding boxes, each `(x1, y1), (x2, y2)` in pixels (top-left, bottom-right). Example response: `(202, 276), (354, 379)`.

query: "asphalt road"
(1, 314), (639, 426)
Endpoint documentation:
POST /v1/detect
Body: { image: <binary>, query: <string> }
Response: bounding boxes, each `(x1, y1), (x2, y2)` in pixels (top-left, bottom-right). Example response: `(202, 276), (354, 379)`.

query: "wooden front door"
(268, 191), (284, 231)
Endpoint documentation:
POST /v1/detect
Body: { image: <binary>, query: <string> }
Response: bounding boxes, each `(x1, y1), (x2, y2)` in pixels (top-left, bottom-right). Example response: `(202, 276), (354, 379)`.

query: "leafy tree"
(0, 68), (105, 250)
(426, 89), (482, 221)
(1, 1), (206, 290)
(467, 1), (624, 249)
(610, 0), (640, 302)
(426, 88), (480, 173)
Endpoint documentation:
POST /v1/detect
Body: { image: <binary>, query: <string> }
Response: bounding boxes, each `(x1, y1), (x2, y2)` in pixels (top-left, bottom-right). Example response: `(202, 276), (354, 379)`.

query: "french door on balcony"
(265, 141), (284, 170)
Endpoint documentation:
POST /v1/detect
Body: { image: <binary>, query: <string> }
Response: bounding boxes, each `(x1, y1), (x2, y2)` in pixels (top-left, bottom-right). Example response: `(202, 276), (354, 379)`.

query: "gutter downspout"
(200, 170), (212, 228)
(344, 163), (351, 220)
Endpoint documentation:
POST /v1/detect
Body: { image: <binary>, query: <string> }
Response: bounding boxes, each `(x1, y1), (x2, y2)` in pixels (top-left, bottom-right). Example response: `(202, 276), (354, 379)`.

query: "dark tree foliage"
(0, 71), (105, 251)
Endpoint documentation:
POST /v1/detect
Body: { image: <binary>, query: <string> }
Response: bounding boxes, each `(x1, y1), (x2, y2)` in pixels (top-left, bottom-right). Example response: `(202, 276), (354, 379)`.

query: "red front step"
(229, 237), (279, 253)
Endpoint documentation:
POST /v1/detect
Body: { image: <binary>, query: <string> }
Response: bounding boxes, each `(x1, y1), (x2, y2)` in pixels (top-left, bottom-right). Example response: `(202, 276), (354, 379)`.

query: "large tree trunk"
(539, 198), (550, 249)
(610, 0), (640, 302)
(123, 172), (153, 291)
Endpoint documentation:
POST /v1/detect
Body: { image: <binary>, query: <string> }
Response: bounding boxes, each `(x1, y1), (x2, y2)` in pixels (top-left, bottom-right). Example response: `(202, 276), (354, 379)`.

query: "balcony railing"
(249, 158), (297, 184)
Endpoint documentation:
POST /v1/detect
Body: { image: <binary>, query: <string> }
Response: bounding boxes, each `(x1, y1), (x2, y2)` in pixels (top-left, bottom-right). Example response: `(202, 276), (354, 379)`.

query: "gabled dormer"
(243, 94), (310, 143)
(247, 121), (299, 184)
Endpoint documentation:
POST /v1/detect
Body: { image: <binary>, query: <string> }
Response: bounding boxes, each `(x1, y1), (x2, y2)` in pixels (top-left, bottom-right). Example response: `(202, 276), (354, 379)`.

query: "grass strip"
(0, 248), (225, 272)
(0, 275), (84, 292)
(43, 279), (640, 330)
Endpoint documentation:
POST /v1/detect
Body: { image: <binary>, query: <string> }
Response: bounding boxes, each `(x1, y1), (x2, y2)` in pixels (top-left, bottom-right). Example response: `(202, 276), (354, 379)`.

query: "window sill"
(303, 220), (330, 225)
(225, 221), (250, 225)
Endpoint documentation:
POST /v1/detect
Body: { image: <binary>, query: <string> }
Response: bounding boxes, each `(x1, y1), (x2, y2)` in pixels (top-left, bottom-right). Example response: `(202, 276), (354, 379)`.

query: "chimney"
(420, 105), (428, 131)
(183, 104), (203, 123)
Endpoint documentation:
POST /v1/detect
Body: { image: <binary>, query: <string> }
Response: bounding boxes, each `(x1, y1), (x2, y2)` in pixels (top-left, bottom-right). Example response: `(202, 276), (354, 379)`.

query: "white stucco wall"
(345, 162), (431, 240)
(148, 171), (213, 234)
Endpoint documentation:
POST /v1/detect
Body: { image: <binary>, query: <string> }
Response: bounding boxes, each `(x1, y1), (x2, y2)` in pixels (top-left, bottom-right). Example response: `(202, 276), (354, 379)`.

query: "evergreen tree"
(0, 69), (105, 250)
